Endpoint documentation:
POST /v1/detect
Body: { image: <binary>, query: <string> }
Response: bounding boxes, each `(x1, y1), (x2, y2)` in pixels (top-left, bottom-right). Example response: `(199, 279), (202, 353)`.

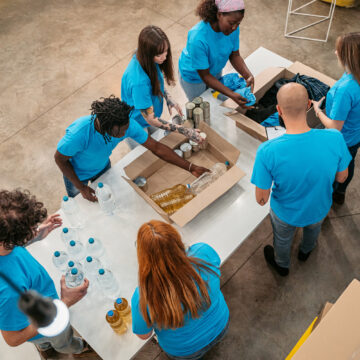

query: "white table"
(26, 47), (293, 360)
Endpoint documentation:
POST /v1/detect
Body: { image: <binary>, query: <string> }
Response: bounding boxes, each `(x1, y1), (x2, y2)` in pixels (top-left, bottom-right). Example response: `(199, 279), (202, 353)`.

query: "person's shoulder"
(315, 128), (342, 139)
(189, 21), (208, 40)
(131, 287), (140, 307)
(188, 243), (220, 265)
(68, 115), (93, 132)
(335, 73), (359, 94)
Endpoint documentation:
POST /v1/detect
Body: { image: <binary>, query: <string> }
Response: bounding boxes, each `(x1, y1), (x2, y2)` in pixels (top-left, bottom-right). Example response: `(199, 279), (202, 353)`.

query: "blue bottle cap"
(71, 268), (78, 275)
(225, 161), (230, 166)
(88, 238), (94, 244)
(63, 196), (69, 201)
(186, 184), (191, 189)
(107, 310), (114, 317)
(54, 251), (60, 257)
(98, 182), (104, 188)
(63, 227), (69, 233)
(68, 261), (75, 267)
(70, 240), (76, 246)
(99, 269), (105, 275)
(116, 298), (123, 304)
(86, 256), (92, 262)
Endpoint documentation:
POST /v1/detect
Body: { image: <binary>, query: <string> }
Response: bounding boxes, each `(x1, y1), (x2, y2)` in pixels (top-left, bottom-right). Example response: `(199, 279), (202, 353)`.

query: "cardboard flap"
(170, 166), (245, 227)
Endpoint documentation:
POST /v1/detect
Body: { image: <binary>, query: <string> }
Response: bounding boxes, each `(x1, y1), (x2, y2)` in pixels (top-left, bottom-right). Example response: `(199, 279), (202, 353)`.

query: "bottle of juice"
(114, 298), (132, 324)
(150, 184), (187, 204)
(158, 188), (195, 215)
(105, 310), (127, 334)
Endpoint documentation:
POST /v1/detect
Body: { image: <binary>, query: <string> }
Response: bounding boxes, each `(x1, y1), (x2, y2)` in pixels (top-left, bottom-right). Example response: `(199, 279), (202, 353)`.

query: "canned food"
(174, 149), (183, 158)
(200, 101), (210, 125)
(133, 176), (148, 192)
(199, 132), (208, 150)
(180, 143), (192, 159)
(192, 97), (203, 107)
(193, 107), (204, 128)
(189, 140), (200, 152)
(172, 114), (184, 125)
(185, 102), (196, 120)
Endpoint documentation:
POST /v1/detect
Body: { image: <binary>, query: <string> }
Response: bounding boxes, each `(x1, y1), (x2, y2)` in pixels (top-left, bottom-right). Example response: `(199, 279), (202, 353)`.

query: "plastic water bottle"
(67, 240), (85, 261)
(114, 298), (132, 324)
(61, 196), (84, 228)
(52, 251), (69, 272)
(60, 227), (78, 244)
(95, 183), (116, 215)
(86, 237), (105, 258)
(97, 268), (120, 299)
(67, 260), (83, 273)
(65, 268), (84, 288)
(83, 256), (102, 279)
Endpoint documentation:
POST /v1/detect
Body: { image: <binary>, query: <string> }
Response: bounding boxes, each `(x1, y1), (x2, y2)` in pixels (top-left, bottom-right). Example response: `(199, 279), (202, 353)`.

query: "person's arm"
(136, 330), (153, 340)
(1, 325), (38, 347)
(26, 214), (63, 246)
(164, 89), (183, 117)
(54, 150), (97, 202)
(142, 137), (208, 177)
(229, 50), (254, 91)
(335, 168), (348, 183)
(255, 187), (271, 206)
(312, 98), (344, 131)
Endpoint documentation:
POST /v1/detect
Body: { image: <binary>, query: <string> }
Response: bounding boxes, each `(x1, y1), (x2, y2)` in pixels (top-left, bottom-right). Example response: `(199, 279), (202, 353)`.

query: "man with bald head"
(251, 83), (351, 276)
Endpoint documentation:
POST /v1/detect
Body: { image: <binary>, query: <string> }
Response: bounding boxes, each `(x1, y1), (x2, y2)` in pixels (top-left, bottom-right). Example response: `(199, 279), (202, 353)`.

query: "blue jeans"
(165, 318), (230, 360)
(334, 140), (360, 194)
(63, 161), (111, 197)
(270, 209), (324, 268)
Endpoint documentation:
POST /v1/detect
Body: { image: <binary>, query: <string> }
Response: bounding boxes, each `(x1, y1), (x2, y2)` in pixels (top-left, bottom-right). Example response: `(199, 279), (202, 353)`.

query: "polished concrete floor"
(1, 0), (359, 359)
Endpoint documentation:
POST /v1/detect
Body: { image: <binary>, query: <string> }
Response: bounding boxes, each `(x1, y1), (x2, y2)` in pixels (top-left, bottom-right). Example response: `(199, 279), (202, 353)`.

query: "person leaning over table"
(178, 0), (254, 107)
(312, 32), (360, 205)
(121, 25), (202, 150)
(0, 189), (92, 358)
(54, 95), (208, 202)
(251, 83), (351, 277)
(131, 220), (230, 360)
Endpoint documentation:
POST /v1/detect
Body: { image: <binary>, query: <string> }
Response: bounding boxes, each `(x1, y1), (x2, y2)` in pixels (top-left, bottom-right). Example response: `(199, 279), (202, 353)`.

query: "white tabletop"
(26, 47), (293, 360)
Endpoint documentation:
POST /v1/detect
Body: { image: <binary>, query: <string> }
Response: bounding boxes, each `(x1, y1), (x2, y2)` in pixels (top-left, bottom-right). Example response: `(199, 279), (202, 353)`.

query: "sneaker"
(263, 245), (289, 277)
(332, 191), (345, 205)
(298, 249), (311, 262)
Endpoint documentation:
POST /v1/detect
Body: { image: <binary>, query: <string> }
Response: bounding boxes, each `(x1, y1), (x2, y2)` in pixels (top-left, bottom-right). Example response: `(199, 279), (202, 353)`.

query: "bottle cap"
(107, 310), (114, 317)
(116, 298), (123, 304)
(98, 182), (104, 188)
(63, 227), (69, 233)
(63, 196), (69, 201)
(71, 268), (78, 275)
(88, 238), (94, 244)
(70, 240), (76, 246)
(99, 269), (105, 275)
(54, 251), (60, 257)
(186, 184), (191, 189)
(225, 161), (230, 166)
(86, 256), (92, 262)
(68, 261), (74, 267)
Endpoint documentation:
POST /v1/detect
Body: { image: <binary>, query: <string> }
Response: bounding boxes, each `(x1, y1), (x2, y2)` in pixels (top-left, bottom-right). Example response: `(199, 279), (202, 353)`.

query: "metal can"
(174, 149), (183, 158)
(189, 140), (200, 153)
(172, 114), (184, 125)
(193, 107), (204, 128)
(192, 97), (203, 107)
(183, 119), (195, 129)
(199, 132), (208, 150)
(200, 101), (210, 125)
(185, 102), (195, 120)
(133, 176), (148, 192)
(180, 143), (192, 159)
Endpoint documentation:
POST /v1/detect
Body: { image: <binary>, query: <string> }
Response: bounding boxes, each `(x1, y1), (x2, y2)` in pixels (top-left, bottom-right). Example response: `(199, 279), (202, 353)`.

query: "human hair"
(136, 220), (218, 329)
(136, 26), (175, 97)
(0, 190), (47, 250)
(336, 32), (360, 85)
(90, 95), (133, 143)
(196, 0), (245, 23)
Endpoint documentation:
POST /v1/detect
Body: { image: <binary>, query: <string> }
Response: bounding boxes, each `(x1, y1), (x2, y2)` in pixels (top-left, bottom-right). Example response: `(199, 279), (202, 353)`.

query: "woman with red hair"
(131, 220), (229, 360)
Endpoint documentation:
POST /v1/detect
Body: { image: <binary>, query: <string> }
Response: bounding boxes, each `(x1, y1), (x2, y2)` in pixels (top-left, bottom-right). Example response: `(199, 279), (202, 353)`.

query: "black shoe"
(298, 249), (311, 262)
(332, 191), (345, 205)
(264, 245), (289, 277)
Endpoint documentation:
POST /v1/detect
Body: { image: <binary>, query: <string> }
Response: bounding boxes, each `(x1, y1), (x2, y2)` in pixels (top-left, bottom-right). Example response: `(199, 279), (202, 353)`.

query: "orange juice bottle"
(114, 298), (132, 325)
(105, 310), (127, 334)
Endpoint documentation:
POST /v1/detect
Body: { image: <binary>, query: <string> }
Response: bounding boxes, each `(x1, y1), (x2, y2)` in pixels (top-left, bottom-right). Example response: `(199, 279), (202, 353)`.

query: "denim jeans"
(165, 318), (230, 360)
(126, 125), (159, 150)
(63, 161), (111, 198)
(270, 209), (324, 268)
(30, 324), (83, 354)
(334, 140), (360, 194)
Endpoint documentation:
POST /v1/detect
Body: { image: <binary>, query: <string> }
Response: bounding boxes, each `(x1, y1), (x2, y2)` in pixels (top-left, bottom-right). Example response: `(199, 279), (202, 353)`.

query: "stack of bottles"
(105, 297), (132, 335)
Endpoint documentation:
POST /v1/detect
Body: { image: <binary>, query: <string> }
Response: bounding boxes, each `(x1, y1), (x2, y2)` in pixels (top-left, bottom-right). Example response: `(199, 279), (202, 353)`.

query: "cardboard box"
(223, 61), (336, 142)
(291, 279), (360, 360)
(123, 121), (245, 227)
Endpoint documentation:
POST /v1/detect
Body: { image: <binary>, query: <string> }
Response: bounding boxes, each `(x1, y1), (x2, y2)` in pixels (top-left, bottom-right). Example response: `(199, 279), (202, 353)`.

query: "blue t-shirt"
(57, 115), (148, 181)
(0, 247), (58, 341)
(251, 129), (352, 227)
(326, 72), (360, 147)
(121, 54), (164, 128)
(179, 21), (240, 83)
(131, 243), (229, 357)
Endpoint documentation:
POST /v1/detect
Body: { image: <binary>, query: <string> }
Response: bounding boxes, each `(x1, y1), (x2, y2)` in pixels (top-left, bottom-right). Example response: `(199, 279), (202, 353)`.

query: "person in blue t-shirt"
(121, 26), (202, 149)
(0, 190), (92, 358)
(178, 0), (254, 106)
(132, 220), (229, 360)
(312, 32), (360, 205)
(251, 83), (351, 276)
(55, 95), (208, 202)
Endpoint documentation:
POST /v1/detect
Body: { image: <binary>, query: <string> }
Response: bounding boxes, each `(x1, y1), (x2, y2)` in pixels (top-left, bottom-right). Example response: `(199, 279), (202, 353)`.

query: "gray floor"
(0, 0), (359, 359)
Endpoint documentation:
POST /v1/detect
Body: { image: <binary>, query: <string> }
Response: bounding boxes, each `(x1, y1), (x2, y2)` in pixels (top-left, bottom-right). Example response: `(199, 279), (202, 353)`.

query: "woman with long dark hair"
(179, 0), (254, 106)
(131, 220), (230, 360)
(312, 32), (360, 205)
(121, 26), (201, 149)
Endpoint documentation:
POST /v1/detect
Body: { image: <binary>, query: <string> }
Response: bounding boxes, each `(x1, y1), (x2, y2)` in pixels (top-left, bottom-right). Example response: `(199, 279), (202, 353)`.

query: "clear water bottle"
(67, 260), (83, 273)
(95, 183), (116, 215)
(52, 251), (69, 272)
(60, 227), (78, 244)
(61, 196), (84, 228)
(67, 240), (85, 261)
(97, 268), (120, 299)
(83, 256), (102, 279)
(65, 267), (84, 288)
(86, 237), (105, 258)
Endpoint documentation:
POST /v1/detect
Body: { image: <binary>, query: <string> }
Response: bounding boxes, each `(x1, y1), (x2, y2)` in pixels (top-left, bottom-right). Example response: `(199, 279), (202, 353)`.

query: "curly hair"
(90, 95), (134, 143)
(196, 0), (245, 23)
(0, 190), (47, 250)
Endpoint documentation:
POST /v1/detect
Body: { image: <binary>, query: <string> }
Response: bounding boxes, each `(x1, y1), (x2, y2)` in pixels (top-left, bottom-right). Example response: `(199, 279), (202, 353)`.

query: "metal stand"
(285, 0), (337, 42)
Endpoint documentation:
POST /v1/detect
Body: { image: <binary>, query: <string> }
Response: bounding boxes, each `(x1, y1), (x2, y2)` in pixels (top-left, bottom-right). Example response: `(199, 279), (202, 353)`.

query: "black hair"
(196, 0), (245, 23)
(90, 95), (134, 143)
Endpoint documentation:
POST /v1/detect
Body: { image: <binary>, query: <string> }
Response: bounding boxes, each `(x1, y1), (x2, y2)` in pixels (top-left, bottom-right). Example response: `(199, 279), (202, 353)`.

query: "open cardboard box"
(123, 122), (245, 227)
(223, 61), (337, 142)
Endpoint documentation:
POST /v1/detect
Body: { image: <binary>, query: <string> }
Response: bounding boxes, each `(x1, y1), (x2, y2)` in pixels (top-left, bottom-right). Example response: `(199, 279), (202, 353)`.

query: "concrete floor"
(0, 0), (359, 359)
